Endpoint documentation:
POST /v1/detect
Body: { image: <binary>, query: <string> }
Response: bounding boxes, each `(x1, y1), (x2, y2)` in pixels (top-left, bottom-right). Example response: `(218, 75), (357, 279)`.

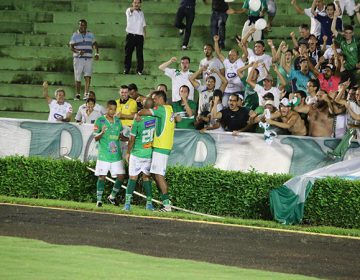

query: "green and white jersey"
(94, 115), (123, 163)
(130, 116), (156, 159)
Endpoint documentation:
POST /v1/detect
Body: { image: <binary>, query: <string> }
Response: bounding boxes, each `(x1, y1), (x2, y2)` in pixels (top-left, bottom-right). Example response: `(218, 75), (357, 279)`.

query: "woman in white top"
(76, 98), (102, 124)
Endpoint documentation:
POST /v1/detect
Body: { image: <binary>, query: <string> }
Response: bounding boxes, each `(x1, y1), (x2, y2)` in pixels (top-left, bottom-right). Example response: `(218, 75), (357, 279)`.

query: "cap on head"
(325, 64), (335, 71)
(280, 98), (290, 107)
(264, 74), (273, 82)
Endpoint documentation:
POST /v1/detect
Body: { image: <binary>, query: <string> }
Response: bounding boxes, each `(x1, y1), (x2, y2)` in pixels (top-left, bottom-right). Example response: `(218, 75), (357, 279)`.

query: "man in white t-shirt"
(158, 56), (195, 102)
(246, 62), (286, 109)
(214, 35), (246, 107)
(124, 0), (146, 75)
(242, 29), (274, 82)
(198, 43), (224, 90)
(43, 81), (73, 122)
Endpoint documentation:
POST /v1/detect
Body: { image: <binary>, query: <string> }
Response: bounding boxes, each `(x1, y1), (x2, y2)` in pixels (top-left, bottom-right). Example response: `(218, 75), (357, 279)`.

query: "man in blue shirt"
(290, 58), (315, 95)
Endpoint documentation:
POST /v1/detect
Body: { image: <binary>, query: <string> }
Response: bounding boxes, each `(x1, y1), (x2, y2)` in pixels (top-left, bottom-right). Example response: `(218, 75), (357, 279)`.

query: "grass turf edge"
(1, 195), (360, 239)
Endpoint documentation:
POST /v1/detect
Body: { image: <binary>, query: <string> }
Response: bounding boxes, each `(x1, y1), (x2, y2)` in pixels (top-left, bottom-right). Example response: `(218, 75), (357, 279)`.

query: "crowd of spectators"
(45, 0), (360, 141)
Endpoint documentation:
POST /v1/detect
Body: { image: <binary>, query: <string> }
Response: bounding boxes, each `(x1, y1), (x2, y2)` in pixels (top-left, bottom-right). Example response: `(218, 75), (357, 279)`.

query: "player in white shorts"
(123, 98), (157, 211)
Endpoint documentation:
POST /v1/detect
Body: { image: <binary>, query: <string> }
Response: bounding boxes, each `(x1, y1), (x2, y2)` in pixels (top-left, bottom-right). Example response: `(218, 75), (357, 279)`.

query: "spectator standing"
(75, 91), (106, 122)
(124, 0), (146, 75)
(312, 2), (342, 46)
(290, 58), (315, 95)
(241, 0), (268, 43)
(175, 0), (205, 50)
(75, 98), (102, 124)
(159, 56), (195, 102)
(190, 66), (227, 115)
(209, 0), (229, 49)
(267, 98), (307, 136)
(332, 20), (360, 86)
(334, 0), (356, 26)
(115, 85), (138, 128)
(214, 35), (246, 107)
(291, 0), (326, 39)
(198, 43), (224, 89)
(311, 64), (341, 94)
(242, 29), (274, 82)
(211, 93), (249, 132)
(246, 62), (286, 109)
(172, 85), (197, 129)
(43, 81), (72, 122)
(69, 19), (99, 101)
(294, 90), (335, 137)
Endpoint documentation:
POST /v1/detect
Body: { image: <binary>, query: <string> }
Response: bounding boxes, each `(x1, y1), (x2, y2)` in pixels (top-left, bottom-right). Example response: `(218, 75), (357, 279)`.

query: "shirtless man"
(294, 90), (334, 137)
(266, 98), (307, 136)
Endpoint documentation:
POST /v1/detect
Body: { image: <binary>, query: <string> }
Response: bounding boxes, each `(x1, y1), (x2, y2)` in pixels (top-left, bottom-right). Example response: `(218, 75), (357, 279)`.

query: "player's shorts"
(73, 57), (93, 81)
(128, 154), (151, 177)
(150, 151), (169, 176)
(95, 160), (125, 177)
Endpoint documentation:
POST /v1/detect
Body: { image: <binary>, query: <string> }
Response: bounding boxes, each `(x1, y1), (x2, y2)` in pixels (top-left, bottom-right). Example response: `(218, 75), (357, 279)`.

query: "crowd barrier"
(1, 118), (359, 175)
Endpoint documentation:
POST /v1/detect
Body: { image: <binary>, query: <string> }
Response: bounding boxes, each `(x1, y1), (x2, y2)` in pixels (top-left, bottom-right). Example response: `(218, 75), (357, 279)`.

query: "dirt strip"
(0, 204), (359, 280)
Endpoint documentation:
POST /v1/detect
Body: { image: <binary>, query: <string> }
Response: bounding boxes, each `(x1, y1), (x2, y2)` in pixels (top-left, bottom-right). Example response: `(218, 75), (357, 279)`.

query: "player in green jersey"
(123, 98), (156, 211)
(93, 100), (127, 207)
(138, 91), (175, 212)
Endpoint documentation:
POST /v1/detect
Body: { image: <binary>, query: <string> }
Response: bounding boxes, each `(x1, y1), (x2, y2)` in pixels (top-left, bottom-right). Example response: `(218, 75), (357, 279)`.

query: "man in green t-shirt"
(123, 98), (156, 211)
(93, 100), (127, 207)
(172, 85), (197, 129)
(332, 14), (360, 86)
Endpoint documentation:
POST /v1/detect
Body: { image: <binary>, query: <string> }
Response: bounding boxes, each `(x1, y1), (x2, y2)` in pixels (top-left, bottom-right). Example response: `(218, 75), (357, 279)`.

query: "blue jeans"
(210, 11), (228, 49)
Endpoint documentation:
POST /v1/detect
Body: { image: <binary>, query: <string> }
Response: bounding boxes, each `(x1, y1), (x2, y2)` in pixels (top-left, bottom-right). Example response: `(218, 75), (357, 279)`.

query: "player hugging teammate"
(93, 90), (175, 212)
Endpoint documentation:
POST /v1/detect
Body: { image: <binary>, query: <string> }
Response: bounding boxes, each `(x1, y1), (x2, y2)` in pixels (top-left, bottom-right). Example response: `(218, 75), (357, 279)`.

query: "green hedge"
(0, 156), (359, 228)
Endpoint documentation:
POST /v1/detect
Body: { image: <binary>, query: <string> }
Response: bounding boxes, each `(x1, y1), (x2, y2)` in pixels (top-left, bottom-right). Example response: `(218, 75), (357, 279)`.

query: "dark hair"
(308, 34), (317, 41)
(309, 78), (320, 91)
(255, 40), (265, 47)
(299, 24), (309, 30)
(295, 90), (307, 99)
(326, 3), (336, 10)
(344, 25), (353, 32)
(120, 85), (129, 90)
(181, 56), (191, 63)
(263, 92), (275, 100)
(213, 89), (223, 99)
(207, 76), (216, 82)
(204, 44), (214, 51)
(229, 94), (239, 101)
(128, 83), (138, 91)
(86, 98), (96, 104)
(180, 85), (190, 93)
(154, 90), (167, 103)
(157, 83), (168, 91)
(254, 68), (260, 75)
(107, 100), (117, 107)
(79, 19), (87, 25)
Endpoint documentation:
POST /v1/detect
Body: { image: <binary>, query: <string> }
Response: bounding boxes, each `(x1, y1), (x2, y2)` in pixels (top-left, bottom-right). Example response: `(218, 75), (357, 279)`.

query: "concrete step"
(0, 10), (53, 22)
(0, 45), (207, 64)
(0, 70), (170, 88)
(0, 111), (49, 120)
(0, 83), (161, 101)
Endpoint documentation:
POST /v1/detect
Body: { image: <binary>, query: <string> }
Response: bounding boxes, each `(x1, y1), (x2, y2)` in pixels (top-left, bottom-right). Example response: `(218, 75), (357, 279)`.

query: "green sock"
(143, 181), (153, 204)
(96, 179), (105, 202)
(110, 178), (123, 198)
(125, 179), (136, 204)
(161, 193), (170, 206)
